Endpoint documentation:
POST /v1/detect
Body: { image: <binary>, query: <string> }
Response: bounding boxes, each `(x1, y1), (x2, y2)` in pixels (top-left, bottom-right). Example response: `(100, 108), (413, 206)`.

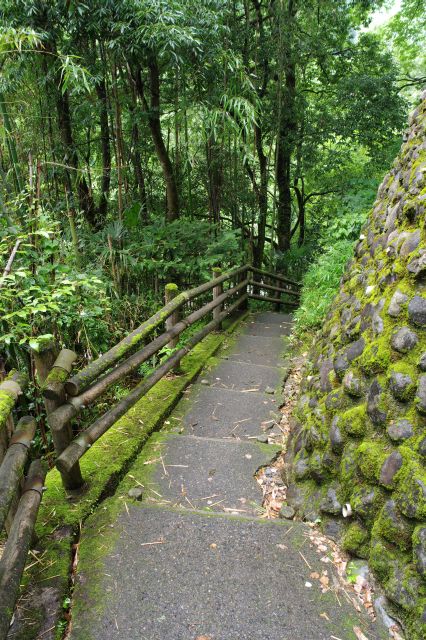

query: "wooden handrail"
(0, 460), (46, 640)
(65, 264), (249, 396)
(250, 266), (300, 288)
(48, 279), (248, 432)
(0, 417), (36, 531)
(249, 280), (300, 298)
(56, 294), (247, 475)
(249, 292), (298, 308)
(0, 370), (28, 464)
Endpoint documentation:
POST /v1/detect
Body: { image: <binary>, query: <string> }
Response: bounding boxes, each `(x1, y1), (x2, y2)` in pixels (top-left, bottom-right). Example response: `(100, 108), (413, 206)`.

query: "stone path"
(70, 313), (388, 640)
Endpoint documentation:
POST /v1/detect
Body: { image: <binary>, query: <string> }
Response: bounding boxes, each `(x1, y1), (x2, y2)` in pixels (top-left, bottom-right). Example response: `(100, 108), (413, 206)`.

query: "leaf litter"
(255, 352), (405, 640)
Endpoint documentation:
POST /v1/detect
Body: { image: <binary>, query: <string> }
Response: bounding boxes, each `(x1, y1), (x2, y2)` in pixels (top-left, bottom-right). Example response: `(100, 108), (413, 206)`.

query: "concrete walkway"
(70, 313), (387, 640)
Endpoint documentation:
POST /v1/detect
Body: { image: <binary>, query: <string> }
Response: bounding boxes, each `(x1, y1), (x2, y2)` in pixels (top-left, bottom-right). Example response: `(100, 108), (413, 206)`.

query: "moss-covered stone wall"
(285, 94), (426, 638)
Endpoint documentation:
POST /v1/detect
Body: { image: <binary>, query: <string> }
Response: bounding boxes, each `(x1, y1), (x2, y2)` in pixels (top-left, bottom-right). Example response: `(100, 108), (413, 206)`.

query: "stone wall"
(285, 94), (426, 638)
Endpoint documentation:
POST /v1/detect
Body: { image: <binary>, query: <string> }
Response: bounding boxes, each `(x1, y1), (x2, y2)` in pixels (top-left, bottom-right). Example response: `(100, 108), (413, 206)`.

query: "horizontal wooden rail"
(250, 266), (300, 289)
(56, 294), (247, 475)
(65, 265), (249, 396)
(249, 293), (298, 308)
(249, 280), (300, 298)
(0, 460), (46, 640)
(48, 279), (248, 432)
(0, 416), (36, 532)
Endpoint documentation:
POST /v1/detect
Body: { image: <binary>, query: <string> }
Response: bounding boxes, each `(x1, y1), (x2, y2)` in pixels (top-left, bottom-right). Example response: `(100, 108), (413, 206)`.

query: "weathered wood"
(239, 268), (249, 310)
(249, 293), (298, 308)
(0, 460), (46, 640)
(49, 279), (248, 432)
(249, 280), (300, 298)
(0, 371), (28, 464)
(31, 339), (58, 386)
(42, 348), (77, 403)
(65, 265), (248, 396)
(56, 295), (247, 476)
(42, 349), (83, 490)
(0, 417), (36, 532)
(212, 267), (223, 330)
(165, 283), (180, 349)
(251, 266), (300, 289)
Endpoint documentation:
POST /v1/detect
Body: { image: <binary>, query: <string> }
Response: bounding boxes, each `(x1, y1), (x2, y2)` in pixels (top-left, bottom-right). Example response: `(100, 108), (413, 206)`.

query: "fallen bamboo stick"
(56, 295), (247, 475)
(0, 416), (36, 532)
(65, 265), (248, 396)
(0, 460), (46, 640)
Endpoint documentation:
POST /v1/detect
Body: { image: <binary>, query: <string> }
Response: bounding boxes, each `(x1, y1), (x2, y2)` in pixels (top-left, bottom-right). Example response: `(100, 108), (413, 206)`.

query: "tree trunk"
(133, 56), (179, 222)
(252, 123), (267, 269)
(95, 75), (111, 226)
(56, 83), (97, 228)
(275, 0), (297, 253)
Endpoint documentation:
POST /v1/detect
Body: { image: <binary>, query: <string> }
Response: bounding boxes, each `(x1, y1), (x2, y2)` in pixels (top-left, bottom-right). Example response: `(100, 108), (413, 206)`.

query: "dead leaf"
(310, 572), (320, 579)
(353, 627), (369, 640)
(319, 575), (329, 591)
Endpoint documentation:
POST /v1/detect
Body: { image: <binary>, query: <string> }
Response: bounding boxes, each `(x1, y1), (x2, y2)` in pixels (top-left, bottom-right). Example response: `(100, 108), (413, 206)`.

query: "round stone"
(280, 504), (295, 519)
(413, 527), (426, 578)
(419, 353), (426, 371)
(320, 487), (342, 515)
(400, 229), (420, 256)
(387, 290), (408, 317)
(408, 295), (426, 327)
(415, 375), (426, 415)
(379, 452), (403, 488)
(389, 372), (414, 402)
(391, 326), (418, 353)
(342, 370), (364, 397)
(329, 416), (344, 453)
(387, 419), (414, 442)
(128, 487), (143, 501)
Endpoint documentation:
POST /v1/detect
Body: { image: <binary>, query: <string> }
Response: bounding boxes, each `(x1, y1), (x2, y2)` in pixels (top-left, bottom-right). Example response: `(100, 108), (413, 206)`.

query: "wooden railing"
(0, 372), (46, 639)
(44, 264), (298, 489)
(0, 263), (300, 636)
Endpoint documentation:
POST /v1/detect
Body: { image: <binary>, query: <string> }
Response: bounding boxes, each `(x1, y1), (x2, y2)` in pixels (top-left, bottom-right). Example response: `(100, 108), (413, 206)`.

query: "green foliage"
(294, 241), (354, 333)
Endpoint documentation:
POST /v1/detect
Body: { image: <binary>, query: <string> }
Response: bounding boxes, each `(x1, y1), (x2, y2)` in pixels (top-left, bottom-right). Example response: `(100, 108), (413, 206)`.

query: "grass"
(294, 240), (355, 334)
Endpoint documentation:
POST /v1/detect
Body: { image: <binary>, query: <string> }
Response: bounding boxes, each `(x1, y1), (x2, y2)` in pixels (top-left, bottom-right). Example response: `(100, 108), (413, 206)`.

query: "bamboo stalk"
(249, 279), (300, 298)
(65, 265), (248, 396)
(248, 293), (298, 307)
(0, 417), (36, 532)
(56, 296), (247, 475)
(0, 460), (46, 640)
(1, 239), (21, 281)
(49, 280), (248, 431)
(251, 266), (300, 288)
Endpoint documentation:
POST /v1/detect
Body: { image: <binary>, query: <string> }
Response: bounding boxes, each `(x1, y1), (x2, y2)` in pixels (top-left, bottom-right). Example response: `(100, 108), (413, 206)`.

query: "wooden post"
(164, 284), (180, 349)
(274, 277), (282, 311)
(240, 267), (249, 310)
(43, 349), (84, 491)
(31, 338), (58, 385)
(0, 460), (46, 640)
(0, 371), (28, 464)
(212, 267), (223, 329)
